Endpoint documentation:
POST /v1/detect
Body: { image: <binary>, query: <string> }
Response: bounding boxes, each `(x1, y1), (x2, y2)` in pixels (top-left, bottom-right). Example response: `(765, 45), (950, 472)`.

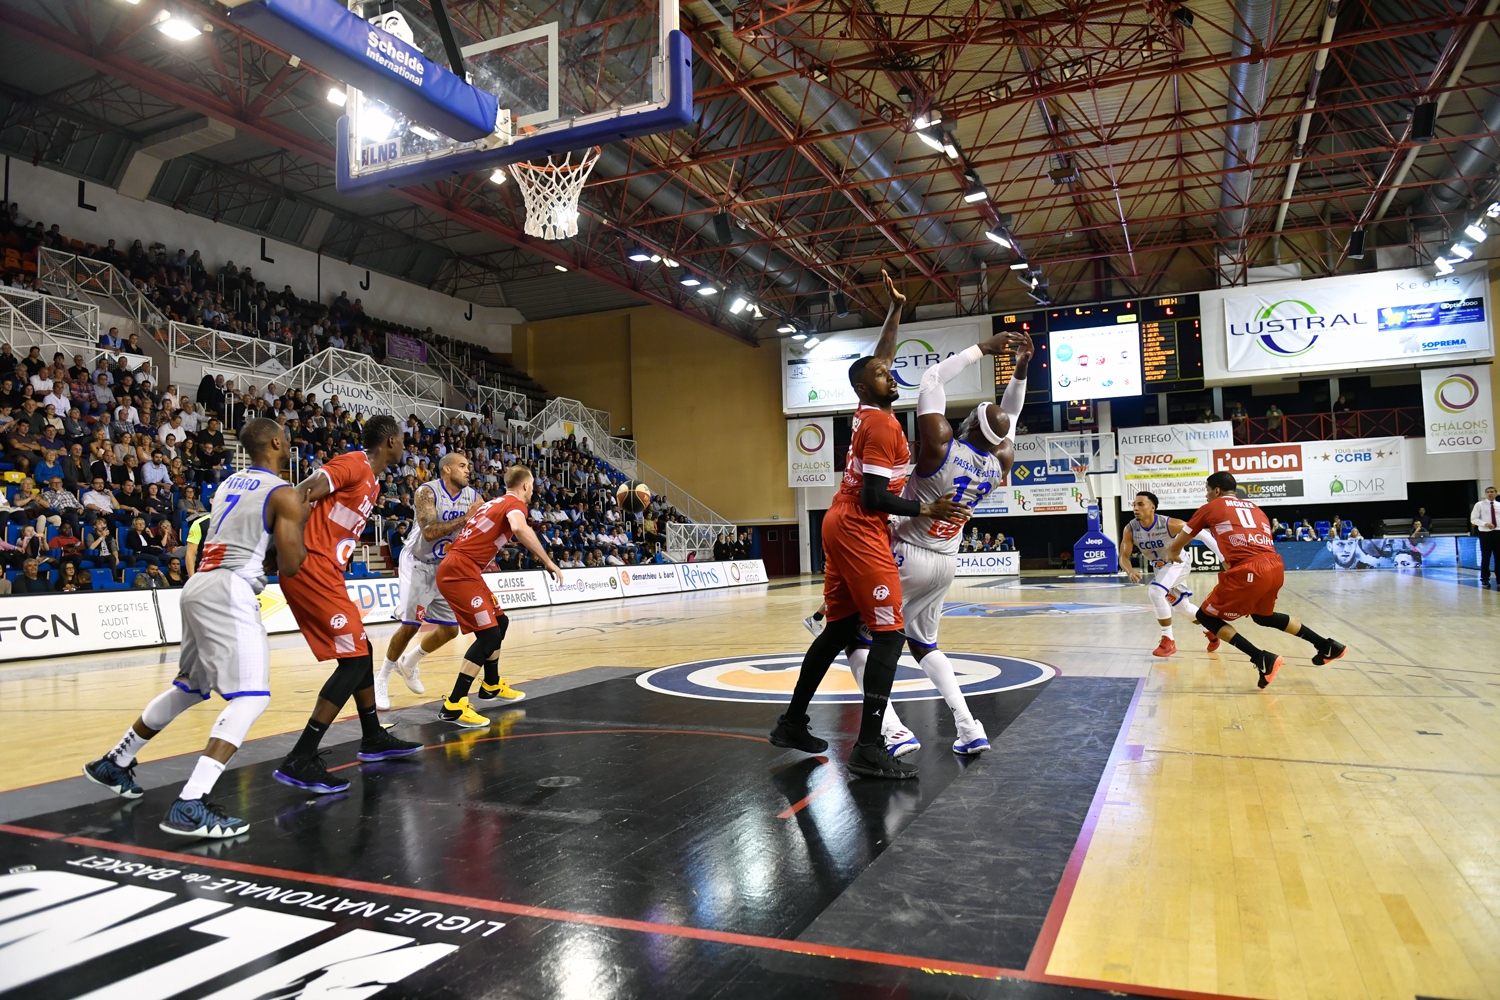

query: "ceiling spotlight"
(941, 132), (959, 159)
(554, 264), (568, 272)
(1172, 5), (1194, 27)
(697, 285), (719, 296)
(1434, 256), (1456, 275)
(985, 227), (1014, 249)
(1450, 243), (1474, 260)
(897, 86), (913, 104)
(488, 168), (507, 185)
(680, 275), (701, 287)
(729, 295), (750, 315)
(1009, 261), (1030, 270)
(1488, 201), (1500, 219)
(805, 336), (821, 347)
(916, 127), (946, 153)
(327, 88), (348, 106)
(1048, 165), (1078, 184)
(791, 332), (807, 340)
(663, 257), (681, 267)
(155, 11), (202, 39)
(777, 323), (797, 334)
(410, 124), (440, 141)
(913, 108), (942, 130)
(628, 246), (653, 262)
(963, 180), (988, 203)
(1465, 223), (1488, 242)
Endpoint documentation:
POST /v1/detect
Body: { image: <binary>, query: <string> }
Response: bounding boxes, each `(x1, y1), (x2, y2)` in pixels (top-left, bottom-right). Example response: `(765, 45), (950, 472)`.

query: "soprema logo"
(1434, 372), (1480, 413)
(795, 423), (825, 455)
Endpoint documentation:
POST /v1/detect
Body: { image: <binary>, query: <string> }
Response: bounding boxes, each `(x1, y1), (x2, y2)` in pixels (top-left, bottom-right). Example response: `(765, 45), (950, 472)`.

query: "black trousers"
(1480, 531), (1499, 582)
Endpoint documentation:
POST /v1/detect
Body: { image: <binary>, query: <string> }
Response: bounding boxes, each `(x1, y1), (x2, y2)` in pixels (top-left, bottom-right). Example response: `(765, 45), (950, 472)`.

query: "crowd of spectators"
(959, 529), (1015, 552)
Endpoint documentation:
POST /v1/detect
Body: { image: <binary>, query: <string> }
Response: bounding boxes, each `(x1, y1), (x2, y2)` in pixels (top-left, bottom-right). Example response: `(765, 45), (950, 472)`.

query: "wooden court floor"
(1, 569), (1496, 1000)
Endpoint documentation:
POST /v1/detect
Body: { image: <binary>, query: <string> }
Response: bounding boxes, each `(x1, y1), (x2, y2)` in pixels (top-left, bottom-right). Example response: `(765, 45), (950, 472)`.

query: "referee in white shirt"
(1471, 485), (1500, 588)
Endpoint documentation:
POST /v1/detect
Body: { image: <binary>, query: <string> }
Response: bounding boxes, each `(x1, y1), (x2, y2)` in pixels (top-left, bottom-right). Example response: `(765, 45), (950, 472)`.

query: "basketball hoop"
(508, 146), (601, 240)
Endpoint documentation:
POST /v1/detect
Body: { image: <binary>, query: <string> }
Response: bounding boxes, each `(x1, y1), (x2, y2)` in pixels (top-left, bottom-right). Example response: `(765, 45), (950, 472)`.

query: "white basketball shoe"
(953, 720), (990, 755)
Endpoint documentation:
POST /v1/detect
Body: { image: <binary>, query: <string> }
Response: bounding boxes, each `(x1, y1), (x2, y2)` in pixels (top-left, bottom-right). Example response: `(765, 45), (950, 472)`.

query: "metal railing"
(1235, 408), (1423, 444)
(381, 360), (447, 404)
(474, 381), (528, 419)
(0, 285), (98, 354)
(636, 456), (732, 528)
(168, 321), (292, 377)
(526, 396), (637, 469)
(666, 522), (738, 562)
(37, 248), (168, 341)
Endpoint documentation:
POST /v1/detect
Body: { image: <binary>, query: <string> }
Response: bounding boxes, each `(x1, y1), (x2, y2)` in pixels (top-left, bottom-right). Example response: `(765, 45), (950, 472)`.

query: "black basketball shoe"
(768, 713), (828, 754)
(846, 741), (920, 780)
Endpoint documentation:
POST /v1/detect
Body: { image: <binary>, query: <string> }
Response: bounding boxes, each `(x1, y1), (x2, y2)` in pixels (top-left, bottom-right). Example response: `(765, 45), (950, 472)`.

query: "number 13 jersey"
(894, 438), (1003, 555)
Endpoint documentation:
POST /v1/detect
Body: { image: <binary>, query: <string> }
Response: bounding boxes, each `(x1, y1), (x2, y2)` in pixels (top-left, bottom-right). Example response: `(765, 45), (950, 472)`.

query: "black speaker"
(1347, 228), (1366, 260)
(833, 291), (849, 317)
(713, 212), (733, 245)
(1410, 102), (1437, 144)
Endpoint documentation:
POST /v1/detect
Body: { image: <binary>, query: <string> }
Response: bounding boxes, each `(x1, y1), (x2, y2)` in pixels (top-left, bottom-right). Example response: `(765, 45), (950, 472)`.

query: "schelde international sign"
(1220, 268), (1492, 376)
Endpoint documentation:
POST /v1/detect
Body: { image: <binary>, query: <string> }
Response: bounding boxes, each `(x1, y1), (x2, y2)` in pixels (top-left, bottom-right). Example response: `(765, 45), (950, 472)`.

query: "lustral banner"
(1421, 365), (1495, 454)
(314, 377), (392, 416)
(955, 551), (1019, 576)
(1208, 436), (1407, 505)
(787, 417), (835, 487)
(782, 317), (989, 415)
(1219, 268), (1493, 377)
(1118, 422), (1234, 510)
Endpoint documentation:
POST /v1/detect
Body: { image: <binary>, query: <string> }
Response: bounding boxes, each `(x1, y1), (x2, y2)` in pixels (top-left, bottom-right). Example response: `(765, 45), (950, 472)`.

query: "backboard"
(1045, 432), (1117, 503)
(335, 0), (692, 196)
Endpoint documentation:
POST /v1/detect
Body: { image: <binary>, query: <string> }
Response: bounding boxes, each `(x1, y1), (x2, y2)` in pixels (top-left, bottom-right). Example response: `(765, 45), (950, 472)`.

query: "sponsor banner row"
(0, 561), (770, 661)
(955, 551), (1019, 576)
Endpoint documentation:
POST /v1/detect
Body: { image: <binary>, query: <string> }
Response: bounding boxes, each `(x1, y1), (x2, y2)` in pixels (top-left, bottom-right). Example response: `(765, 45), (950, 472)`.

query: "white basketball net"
(509, 146), (601, 241)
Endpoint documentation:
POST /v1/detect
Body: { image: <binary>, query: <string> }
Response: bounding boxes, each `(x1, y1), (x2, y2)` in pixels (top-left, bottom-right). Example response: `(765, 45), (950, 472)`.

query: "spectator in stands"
(1269, 516), (1290, 540)
(82, 477), (116, 521)
(165, 556), (186, 587)
(1409, 519), (1430, 543)
(1266, 403), (1285, 438)
(142, 450), (171, 487)
(177, 484), (206, 520)
(126, 516), (163, 568)
(57, 561), (90, 593)
(99, 326), (122, 350)
(1295, 518), (1316, 541)
(132, 562), (167, 589)
(1416, 506), (1432, 531)
(113, 479), (147, 527)
(193, 440), (227, 485)
(995, 532), (1015, 551)
(85, 516), (120, 578)
(13, 558), (51, 594)
(62, 407), (88, 447)
(197, 372), (225, 417)
(40, 476), (83, 538)
(4, 410), (38, 473)
(143, 483), (173, 526)
(1329, 516), (1345, 540)
(1348, 526), (1363, 541)
(16, 525), (50, 569)
(49, 521), (83, 564)
(713, 532), (730, 561)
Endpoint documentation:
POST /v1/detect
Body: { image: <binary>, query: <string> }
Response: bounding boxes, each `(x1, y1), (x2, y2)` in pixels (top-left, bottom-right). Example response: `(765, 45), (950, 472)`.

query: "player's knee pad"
(862, 629), (905, 695)
(141, 686), (204, 730)
(318, 653), (373, 706)
(1251, 612), (1290, 630)
(464, 625), (506, 666)
(209, 694), (269, 748)
(1196, 609), (1227, 634)
(1148, 582), (1172, 619)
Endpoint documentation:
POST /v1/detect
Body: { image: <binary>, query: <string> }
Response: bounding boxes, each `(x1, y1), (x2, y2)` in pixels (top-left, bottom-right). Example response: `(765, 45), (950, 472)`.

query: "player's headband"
(974, 402), (1003, 445)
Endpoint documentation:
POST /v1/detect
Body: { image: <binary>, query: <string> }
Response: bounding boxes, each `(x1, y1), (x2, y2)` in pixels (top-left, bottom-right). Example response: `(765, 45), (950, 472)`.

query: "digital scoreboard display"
(993, 294), (1204, 404)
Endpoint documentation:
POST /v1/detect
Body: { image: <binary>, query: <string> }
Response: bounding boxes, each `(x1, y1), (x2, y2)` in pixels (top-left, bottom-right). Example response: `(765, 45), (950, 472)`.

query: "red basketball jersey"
(834, 404), (909, 524)
(1184, 495), (1277, 570)
(446, 494), (529, 568)
(305, 450), (378, 572)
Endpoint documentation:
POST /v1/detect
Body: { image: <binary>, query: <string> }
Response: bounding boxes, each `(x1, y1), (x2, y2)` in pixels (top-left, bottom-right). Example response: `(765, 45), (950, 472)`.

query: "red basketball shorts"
(821, 503), (903, 632)
(436, 558), (504, 634)
(1202, 554), (1284, 622)
(280, 558), (368, 661)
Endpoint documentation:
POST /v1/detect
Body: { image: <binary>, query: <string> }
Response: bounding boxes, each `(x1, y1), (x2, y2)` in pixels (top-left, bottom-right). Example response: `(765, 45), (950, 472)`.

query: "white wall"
(8, 159), (525, 341)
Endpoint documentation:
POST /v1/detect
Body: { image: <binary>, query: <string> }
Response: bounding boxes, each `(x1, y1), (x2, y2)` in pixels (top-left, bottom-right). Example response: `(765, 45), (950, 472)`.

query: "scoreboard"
(994, 293), (1204, 403)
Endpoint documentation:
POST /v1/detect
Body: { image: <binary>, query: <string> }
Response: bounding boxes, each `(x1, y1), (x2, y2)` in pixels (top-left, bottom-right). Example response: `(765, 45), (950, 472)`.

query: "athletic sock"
(179, 756), (225, 801)
(857, 632), (903, 744)
(482, 658), (499, 687)
(288, 718), (329, 759)
(379, 658), (398, 680)
(1161, 624), (1175, 639)
(356, 702), (384, 739)
(916, 649), (973, 727)
(846, 647), (904, 733)
(400, 645), (430, 669)
(1295, 624), (1328, 648)
(1229, 634), (1263, 659)
(106, 727), (149, 767)
(449, 673), (475, 703)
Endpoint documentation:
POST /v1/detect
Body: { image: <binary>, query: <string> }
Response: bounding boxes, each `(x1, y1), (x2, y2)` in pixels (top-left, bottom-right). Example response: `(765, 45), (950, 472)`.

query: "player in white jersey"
(845, 330), (1031, 757)
(1119, 490), (1222, 657)
(375, 452), (481, 709)
(83, 418), (308, 838)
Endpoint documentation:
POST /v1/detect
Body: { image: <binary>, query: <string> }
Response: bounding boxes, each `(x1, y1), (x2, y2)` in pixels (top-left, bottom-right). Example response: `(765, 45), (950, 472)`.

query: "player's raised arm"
(871, 269), (907, 364)
(268, 482), (310, 579)
(507, 507), (563, 584)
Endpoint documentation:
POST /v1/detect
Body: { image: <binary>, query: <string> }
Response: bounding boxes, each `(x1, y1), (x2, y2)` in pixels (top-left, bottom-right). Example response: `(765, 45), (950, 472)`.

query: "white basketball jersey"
(404, 480), (479, 564)
(894, 439), (1004, 555)
(194, 467), (286, 590)
(1129, 514), (1177, 570)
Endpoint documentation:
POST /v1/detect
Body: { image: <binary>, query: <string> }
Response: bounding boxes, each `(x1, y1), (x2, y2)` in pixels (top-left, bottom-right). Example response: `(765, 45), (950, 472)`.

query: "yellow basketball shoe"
(437, 697), (490, 729)
(474, 680), (526, 704)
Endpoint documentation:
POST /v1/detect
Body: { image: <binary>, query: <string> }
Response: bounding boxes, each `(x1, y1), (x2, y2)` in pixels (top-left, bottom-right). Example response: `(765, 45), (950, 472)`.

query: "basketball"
(616, 480), (651, 513)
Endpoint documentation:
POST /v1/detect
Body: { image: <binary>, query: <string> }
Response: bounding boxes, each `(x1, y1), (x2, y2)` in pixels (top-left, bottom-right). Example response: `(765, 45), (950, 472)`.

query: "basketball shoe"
(884, 726), (921, 758)
(1312, 639), (1347, 665)
(1152, 636), (1177, 657)
(1254, 652), (1284, 689)
(438, 697), (490, 728)
(768, 713), (828, 753)
(1203, 629), (1221, 652)
(373, 667), (393, 711)
(474, 680), (525, 703)
(847, 741), (919, 779)
(273, 751), (351, 795)
(953, 720), (990, 755)
(802, 614), (824, 637)
(357, 727), (423, 761)
(83, 757), (143, 799)
(160, 799), (248, 839)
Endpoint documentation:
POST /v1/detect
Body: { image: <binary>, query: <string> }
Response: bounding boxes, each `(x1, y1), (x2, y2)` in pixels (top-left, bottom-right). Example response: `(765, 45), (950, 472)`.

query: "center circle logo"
(1435, 373), (1479, 413)
(1252, 299), (1320, 357)
(637, 652), (1056, 703)
(795, 423), (825, 455)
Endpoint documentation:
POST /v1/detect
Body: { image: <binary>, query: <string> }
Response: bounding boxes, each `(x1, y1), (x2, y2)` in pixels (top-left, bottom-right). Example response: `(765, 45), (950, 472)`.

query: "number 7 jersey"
(894, 438), (1003, 555)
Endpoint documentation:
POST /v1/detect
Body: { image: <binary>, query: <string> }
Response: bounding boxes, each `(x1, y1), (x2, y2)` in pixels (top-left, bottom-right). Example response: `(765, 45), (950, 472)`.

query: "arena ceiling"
(1, 0), (1497, 340)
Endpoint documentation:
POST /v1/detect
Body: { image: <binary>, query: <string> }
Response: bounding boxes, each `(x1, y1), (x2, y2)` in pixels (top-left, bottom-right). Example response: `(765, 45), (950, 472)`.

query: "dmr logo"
(1212, 444), (1301, 474)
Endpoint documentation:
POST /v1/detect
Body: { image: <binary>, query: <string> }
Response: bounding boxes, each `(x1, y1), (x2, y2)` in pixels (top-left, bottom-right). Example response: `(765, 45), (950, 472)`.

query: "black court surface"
(0, 669), (1168, 1000)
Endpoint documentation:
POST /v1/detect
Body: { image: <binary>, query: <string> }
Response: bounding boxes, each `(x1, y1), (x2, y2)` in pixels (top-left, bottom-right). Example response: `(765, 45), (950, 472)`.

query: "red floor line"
(777, 758), (840, 818)
(0, 822), (64, 840)
(1025, 676), (1147, 978)
(326, 728), (769, 772)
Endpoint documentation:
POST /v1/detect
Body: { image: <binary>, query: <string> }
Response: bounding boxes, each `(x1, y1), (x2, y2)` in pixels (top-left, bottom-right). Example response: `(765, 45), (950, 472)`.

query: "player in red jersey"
(1163, 471), (1347, 689)
(274, 414), (420, 794)
(434, 465), (562, 727)
(770, 271), (968, 779)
